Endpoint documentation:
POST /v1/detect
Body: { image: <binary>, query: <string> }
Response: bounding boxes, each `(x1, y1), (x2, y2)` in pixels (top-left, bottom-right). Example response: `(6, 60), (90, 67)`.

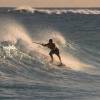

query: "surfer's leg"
(57, 54), (62, 64)
(55, 48), (62, 64)
(49, 51), (53, 63)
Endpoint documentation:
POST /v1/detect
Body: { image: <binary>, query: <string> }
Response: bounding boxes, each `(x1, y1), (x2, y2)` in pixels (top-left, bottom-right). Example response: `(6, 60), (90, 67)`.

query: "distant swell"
(10, 7), (100, 15)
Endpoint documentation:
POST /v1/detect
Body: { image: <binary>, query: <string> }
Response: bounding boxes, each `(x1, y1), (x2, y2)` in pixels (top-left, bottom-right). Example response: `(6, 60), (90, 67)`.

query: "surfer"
(42, 39), (62, 64)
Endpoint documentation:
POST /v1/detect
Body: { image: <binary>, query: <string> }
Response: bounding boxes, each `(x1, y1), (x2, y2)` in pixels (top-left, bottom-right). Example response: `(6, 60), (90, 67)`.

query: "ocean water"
(0, 7), (100, 100)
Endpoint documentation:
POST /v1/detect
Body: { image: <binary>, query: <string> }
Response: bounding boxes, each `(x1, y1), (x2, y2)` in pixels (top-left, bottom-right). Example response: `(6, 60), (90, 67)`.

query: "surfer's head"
(49, 39), (53, 43)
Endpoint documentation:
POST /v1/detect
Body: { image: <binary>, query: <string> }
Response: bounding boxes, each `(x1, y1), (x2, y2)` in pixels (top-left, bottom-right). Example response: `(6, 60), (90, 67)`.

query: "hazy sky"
(0, 0), (100, 7)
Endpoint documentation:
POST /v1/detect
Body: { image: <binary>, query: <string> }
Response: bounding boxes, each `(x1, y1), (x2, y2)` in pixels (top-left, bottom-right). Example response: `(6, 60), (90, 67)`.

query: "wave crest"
(10, 7), (100, 15)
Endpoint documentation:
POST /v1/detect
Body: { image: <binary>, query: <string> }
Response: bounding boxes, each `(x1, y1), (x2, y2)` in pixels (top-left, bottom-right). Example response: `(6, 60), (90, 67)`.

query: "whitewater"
(0, 7), (100, 100)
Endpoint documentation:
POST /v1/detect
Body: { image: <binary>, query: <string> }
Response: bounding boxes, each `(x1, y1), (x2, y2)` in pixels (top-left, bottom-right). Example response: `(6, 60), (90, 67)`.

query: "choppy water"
(0, 7), (100, 100)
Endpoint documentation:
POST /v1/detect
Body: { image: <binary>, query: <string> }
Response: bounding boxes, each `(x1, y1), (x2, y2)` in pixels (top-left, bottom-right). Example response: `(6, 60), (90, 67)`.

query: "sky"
(0, 0), (100, 7)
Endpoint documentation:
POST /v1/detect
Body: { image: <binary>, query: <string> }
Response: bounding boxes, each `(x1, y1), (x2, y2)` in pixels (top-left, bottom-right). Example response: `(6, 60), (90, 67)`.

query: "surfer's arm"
(41, 43), (49, 47)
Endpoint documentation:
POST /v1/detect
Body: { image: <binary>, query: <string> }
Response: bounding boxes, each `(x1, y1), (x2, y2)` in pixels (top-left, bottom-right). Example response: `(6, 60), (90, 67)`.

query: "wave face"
(0, 8), (100, 100)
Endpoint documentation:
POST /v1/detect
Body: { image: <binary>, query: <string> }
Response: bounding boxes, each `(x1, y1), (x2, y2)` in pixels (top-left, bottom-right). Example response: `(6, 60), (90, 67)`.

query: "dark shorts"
(49, 48), (59, 55)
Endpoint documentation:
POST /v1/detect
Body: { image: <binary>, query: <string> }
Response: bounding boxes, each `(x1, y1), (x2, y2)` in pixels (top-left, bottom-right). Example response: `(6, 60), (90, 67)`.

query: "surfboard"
(56, 63), (65, 67)
(49, 62), (65, 67)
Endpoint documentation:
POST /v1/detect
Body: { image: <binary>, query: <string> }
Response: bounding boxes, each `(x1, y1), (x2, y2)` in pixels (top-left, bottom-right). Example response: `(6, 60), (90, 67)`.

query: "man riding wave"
(42, 39), (62, 65)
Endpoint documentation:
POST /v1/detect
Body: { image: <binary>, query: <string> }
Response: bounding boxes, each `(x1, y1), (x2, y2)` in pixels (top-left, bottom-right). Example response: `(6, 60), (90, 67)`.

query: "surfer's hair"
(49, 39), (53, 43)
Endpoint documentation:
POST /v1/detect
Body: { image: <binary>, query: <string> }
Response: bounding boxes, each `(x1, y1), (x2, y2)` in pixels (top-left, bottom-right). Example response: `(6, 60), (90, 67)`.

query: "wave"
(9, 7), (100, 15)
(34, 9), (100, 15)
(0, 13), (99, 75)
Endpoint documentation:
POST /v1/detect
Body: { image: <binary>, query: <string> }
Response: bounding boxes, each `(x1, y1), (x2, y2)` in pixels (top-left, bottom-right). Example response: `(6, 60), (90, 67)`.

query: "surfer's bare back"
(42, 39), (62, 64)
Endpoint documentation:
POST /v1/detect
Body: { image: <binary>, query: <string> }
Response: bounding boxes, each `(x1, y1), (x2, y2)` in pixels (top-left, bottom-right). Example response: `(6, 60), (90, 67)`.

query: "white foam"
(14, 6), (35, 13)
(11, 7), (100, 15)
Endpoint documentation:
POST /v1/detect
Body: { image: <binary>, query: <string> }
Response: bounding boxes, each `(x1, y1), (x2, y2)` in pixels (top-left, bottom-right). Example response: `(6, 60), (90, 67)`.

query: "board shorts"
(49, 48), (59, 55)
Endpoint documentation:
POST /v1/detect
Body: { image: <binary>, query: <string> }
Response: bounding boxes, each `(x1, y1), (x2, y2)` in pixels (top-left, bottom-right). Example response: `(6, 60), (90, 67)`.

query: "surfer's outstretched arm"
(41, 43), (48, 47)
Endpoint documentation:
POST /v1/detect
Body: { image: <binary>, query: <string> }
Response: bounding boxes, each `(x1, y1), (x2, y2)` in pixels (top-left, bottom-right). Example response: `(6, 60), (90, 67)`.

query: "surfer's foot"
(57, 62), (63, 66)
(50, 60), (53, 63)
(58, 62), (63, 66)
(60, 61), (62, 64)
(60, 62), (63, 65)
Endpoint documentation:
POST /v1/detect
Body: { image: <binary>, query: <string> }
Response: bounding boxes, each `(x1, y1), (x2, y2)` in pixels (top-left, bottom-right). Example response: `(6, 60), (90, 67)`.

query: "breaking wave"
(0, 16), (99, 75)
(10, 7), (100, 15)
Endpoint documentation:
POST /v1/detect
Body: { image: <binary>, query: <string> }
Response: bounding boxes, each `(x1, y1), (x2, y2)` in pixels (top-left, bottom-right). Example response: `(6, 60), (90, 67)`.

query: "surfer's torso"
(46, 42), (57, 50)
